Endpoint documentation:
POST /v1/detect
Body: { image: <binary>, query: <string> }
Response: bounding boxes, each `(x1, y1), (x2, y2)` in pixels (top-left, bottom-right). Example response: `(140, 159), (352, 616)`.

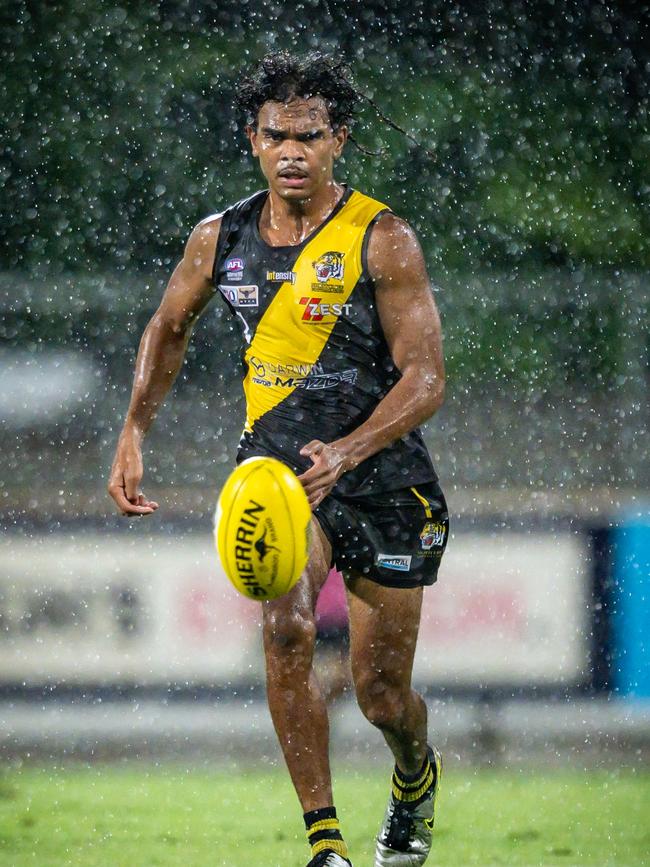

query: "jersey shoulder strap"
(345, 188), (391, 219)
(212, 189), (266, 283)
(341, 189), (391, 238)
(305, 189), (391, 280)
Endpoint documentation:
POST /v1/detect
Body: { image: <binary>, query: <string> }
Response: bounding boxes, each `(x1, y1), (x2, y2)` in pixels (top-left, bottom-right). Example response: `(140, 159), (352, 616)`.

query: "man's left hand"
(298, 440), (351, 509)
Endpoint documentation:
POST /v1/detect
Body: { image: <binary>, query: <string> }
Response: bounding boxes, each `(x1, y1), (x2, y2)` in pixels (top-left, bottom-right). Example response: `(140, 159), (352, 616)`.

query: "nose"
(279, 138), (306, 163)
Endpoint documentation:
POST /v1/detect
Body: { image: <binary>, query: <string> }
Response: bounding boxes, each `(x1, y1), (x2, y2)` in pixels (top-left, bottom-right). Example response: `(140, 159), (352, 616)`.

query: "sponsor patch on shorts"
(376, 554), (412, 572)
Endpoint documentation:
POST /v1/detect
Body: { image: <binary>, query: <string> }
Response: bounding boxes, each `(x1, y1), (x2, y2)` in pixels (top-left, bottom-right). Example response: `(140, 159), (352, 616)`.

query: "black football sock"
(392, 751), (434, 806)
(304, 806), (348, 860)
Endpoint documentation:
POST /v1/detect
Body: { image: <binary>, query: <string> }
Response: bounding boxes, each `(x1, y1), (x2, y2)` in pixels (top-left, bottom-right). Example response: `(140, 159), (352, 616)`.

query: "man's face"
(246, 96), (347, 201)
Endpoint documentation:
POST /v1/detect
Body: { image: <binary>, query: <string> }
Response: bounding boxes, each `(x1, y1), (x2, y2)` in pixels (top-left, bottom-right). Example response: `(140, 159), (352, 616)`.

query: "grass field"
(0, 763), (648, 866)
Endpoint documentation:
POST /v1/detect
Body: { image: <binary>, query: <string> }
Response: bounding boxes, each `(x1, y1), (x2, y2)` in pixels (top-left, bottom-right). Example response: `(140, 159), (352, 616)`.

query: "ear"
(332, 125), (348, 160)
(245, 124), (259, 157)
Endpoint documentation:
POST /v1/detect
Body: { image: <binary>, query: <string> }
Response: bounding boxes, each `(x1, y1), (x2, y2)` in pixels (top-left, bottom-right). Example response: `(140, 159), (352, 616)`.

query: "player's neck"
(262, 181), (345, 246)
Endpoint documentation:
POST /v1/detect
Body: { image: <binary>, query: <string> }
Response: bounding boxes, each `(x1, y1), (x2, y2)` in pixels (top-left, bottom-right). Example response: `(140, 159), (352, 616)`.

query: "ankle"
(304, 806), (349, 861)
(392, 751), (434, 804)
(395, 750), (429, 783)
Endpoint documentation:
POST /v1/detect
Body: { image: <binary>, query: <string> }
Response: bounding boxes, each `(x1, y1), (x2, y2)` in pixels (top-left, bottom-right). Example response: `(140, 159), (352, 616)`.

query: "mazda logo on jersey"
(298, 297), (351, 322)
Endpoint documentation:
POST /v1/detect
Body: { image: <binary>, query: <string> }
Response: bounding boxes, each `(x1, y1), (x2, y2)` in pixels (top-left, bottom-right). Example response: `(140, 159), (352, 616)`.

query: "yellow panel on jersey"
(243, 190), (388, 432)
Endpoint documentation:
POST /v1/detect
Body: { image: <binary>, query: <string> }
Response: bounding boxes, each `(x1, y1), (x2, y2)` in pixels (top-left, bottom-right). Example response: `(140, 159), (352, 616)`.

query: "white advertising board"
(0, 534), (264, 684)
(414, 533), (590, 685)
(0, 531), (590, 687)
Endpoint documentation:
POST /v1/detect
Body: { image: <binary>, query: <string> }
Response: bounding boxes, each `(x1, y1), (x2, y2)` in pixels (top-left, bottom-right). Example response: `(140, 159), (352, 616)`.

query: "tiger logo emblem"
(420, 522), (447, 551)
(313, 251), (344, 283)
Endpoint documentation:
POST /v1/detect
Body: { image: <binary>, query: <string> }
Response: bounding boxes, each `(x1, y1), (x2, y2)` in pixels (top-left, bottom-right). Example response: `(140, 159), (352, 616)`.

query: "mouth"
(278, 168), (308, 187)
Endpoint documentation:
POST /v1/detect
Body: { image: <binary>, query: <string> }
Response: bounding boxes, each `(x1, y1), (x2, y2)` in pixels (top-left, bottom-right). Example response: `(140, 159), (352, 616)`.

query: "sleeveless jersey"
(212, 186), (437, 497)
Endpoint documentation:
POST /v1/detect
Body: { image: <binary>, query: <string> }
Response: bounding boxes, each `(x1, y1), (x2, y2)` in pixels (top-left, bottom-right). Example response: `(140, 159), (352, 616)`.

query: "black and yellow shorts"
(315, 481), (449, 589)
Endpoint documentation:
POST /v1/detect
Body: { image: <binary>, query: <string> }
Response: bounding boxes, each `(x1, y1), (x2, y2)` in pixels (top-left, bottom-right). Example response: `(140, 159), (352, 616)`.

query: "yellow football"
(214, 457), (311, 600)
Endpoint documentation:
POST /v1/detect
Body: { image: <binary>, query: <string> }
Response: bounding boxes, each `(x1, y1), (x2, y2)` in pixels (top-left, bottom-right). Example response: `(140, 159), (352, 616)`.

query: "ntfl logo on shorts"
(313, 251), (344, 284)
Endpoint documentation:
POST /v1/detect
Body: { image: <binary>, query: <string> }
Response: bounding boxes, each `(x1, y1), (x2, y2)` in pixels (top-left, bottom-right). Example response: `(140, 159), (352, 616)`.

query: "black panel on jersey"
(213, 187), (437, 497)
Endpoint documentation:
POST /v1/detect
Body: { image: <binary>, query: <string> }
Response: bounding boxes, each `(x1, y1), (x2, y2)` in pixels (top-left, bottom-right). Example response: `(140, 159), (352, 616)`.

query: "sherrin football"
(214, 457), (311, 600)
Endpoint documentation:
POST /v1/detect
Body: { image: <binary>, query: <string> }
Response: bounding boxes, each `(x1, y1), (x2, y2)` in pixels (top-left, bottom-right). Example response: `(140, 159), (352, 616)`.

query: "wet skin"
(108, 95), (444, 814)
(246, 97), (348, 238)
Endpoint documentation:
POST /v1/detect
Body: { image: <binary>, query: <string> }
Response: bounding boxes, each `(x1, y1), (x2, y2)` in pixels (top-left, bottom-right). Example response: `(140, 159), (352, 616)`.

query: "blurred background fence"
(1, 0), (649, 764)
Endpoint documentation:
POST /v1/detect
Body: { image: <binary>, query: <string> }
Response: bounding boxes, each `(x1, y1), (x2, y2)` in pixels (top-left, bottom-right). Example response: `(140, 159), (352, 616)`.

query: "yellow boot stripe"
(410, 486), (433, 518)
(243, 190), (388, 432)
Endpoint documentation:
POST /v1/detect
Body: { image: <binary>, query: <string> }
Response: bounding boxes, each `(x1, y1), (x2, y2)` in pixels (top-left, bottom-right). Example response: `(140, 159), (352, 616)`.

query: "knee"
(263, 609), (316, 658)
(355, 672), (409, 731)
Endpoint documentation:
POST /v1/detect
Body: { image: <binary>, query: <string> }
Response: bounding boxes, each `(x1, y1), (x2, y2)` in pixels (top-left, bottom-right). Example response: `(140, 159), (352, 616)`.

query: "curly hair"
(235, 50), (360, 130)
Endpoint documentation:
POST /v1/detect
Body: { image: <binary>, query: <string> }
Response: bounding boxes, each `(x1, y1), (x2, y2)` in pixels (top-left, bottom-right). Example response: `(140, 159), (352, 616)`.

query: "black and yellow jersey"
(212, 186), (437, 497)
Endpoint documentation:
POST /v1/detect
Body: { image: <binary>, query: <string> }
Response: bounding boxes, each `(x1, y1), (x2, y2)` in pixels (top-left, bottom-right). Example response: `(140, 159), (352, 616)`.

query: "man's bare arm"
(336, 213), (445, 463)
(298, 213), (445, 507)
(108, 216), (221, 515)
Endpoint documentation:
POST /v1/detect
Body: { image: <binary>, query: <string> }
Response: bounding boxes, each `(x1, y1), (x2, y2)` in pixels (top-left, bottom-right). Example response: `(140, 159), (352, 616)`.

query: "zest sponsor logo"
(298, 296), (352, 322)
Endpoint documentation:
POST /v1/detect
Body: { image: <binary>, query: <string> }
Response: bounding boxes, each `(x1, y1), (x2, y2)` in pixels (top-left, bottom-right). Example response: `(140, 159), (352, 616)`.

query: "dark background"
(1, 0), (648, 521)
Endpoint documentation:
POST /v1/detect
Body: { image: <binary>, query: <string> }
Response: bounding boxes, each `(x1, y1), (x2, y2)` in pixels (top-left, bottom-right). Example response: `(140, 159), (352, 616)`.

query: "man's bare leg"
(347, 573), (441, 866)
(346, 572), (427, 774)
(262, 518), (333, 811)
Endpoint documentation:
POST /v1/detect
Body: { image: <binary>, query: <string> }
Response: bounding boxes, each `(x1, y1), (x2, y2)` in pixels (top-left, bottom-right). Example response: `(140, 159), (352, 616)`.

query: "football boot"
(306, 851), (352, 866)
(374, 745), (442, 866)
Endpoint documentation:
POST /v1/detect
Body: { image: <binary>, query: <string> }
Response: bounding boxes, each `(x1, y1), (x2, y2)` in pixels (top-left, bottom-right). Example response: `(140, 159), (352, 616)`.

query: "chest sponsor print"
(266, 270), (296, 284)
(219, 284), (259, 308)
(298, 296), (352, 322)
(248, 356), (357, 391)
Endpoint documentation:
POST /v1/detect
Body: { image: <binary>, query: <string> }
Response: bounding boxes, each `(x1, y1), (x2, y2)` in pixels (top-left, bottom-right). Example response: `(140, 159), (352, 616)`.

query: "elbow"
(429, 387), (445, 418)
(434, 380), (446, 413)
(399, 363), (445, 421)
(422, 371), (445, 418)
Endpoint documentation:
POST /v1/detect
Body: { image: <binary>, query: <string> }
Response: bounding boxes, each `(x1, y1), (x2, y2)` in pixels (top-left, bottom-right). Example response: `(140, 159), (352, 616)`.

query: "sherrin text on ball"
(214, 456), (311, 600)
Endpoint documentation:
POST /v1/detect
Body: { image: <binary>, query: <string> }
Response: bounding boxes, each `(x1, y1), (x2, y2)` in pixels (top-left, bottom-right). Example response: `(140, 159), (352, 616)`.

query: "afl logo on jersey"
(226, 258), (245, 281)
(313, 251), (344, 284)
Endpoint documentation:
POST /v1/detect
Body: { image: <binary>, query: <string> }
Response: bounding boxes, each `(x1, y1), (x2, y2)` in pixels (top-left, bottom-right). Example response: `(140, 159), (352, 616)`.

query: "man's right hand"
(107, 432), (159, 516)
